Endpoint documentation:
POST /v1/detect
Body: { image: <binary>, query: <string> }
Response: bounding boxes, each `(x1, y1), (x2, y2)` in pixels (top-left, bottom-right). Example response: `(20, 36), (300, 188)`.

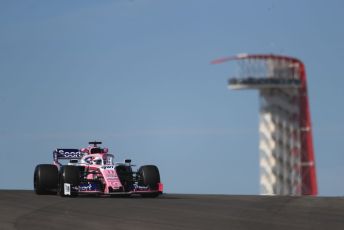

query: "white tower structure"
(212, 54), (317, 195)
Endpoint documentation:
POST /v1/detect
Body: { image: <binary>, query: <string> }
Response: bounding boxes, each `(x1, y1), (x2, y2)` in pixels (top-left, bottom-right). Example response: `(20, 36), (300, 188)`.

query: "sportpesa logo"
(58, 149), (82, 158)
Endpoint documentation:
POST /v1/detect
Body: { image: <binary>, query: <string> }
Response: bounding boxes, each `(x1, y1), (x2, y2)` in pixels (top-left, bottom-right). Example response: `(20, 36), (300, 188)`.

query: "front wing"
(63, 182), (163, 196)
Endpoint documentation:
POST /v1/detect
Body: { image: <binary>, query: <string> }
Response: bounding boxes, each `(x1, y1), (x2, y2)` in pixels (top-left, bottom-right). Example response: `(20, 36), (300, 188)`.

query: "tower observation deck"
(212, 54), (317, 195)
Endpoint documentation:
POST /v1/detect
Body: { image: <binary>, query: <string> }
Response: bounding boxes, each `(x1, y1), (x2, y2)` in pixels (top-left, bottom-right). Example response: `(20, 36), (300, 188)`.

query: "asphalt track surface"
(1, 190), (344, 230)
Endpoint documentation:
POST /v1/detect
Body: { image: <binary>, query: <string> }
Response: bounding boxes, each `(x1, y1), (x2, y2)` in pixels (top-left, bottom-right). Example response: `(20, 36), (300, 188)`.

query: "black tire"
(59, 166), (80, 197)
(138, 165), (160, 198)
(34, 164), (58, 195)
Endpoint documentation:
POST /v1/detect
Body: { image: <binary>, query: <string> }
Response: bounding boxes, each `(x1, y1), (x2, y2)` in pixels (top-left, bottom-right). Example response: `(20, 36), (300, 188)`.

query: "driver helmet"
(92, 156), (102, 165)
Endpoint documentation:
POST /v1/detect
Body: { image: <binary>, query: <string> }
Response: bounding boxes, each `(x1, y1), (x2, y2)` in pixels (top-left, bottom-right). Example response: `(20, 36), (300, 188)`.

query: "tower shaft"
(259, 88), (301, 195)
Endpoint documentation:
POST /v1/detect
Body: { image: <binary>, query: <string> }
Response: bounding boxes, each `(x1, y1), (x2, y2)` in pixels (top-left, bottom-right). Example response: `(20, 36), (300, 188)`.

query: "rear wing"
(53, 149), (83, 162)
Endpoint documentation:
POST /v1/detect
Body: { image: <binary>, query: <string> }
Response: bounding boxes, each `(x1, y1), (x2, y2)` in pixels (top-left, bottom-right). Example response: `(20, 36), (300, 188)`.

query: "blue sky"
(0, 0), (343, 195)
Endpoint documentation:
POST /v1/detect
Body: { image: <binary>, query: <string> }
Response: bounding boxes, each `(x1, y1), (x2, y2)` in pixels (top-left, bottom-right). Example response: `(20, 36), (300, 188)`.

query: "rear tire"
(34, 164), (58, 195)
(59, 166), (80, 197)
(138, 165), (160, 198)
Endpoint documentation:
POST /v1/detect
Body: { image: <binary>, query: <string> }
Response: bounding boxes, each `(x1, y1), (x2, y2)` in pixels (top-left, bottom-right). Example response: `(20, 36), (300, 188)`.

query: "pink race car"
(33, 141), (163, 197)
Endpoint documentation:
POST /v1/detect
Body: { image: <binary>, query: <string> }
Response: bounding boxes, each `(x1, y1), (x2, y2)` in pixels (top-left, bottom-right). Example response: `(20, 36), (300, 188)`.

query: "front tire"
(138, 165), (160, 198)
(34, 164), (58, 195)
(59, 166), (80, 197)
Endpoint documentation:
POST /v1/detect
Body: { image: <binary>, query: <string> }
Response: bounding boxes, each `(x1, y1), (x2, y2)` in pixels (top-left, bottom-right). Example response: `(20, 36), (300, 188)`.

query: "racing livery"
(34, 141), (163, 197)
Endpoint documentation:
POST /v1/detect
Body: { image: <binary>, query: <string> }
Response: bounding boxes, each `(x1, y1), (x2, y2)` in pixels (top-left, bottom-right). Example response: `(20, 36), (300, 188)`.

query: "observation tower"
(212, 54), (317, 195)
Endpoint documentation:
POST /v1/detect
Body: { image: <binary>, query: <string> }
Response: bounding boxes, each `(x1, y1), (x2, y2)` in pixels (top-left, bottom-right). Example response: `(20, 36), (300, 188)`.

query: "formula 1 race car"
(33, 141), (163, 197)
